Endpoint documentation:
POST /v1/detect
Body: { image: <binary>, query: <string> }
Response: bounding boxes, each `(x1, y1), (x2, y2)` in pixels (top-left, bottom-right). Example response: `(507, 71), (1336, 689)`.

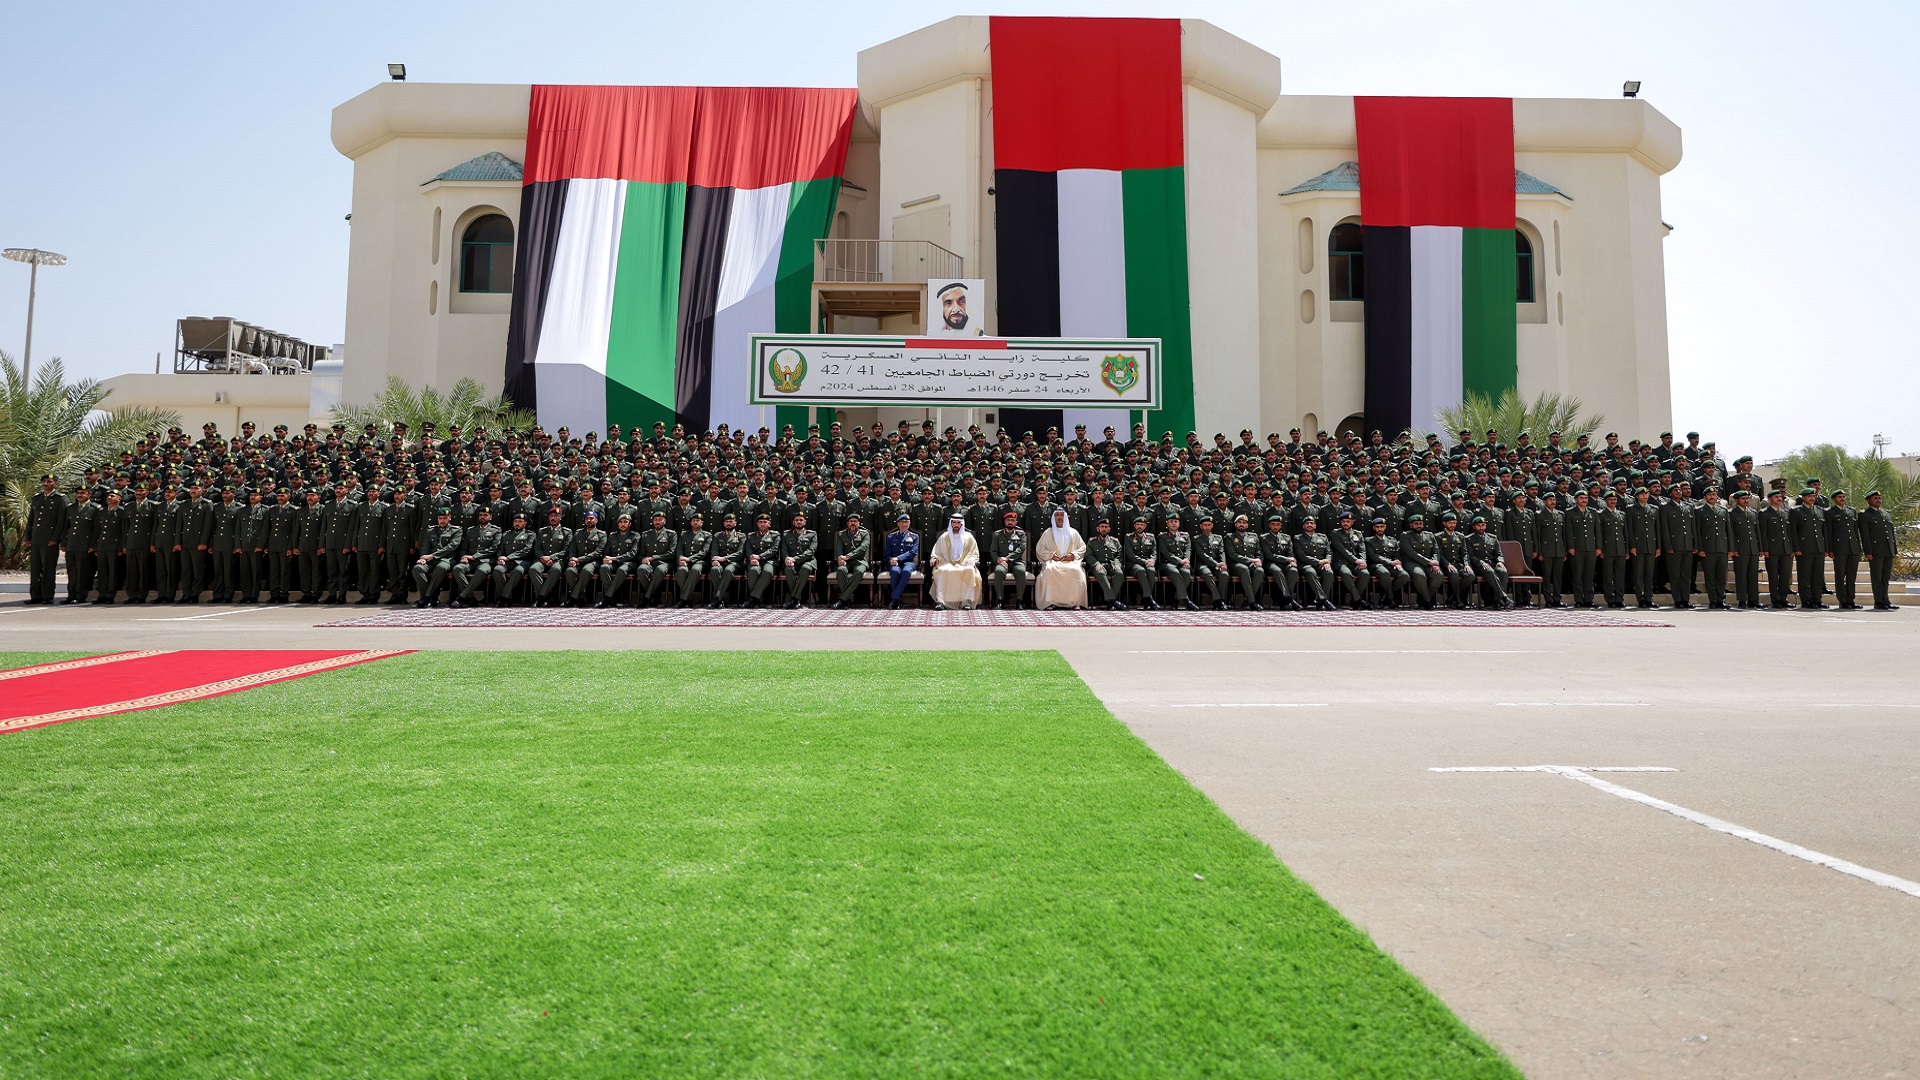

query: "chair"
(1499, 541), (1543, 606)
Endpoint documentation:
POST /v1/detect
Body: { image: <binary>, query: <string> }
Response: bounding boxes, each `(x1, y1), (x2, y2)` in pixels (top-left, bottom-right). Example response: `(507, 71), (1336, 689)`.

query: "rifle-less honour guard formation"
(21, 418), (1904, 613)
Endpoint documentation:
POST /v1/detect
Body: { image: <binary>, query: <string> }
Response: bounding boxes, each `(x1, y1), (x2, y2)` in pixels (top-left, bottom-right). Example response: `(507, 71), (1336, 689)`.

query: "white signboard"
(749, 335), (1160, 409)
(925, 278), (989, 337)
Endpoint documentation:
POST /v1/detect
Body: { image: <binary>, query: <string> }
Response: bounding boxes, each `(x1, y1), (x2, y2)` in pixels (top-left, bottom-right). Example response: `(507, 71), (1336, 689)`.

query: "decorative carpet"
(0, 650), (413, 734)
(318, 607), (1664, 630)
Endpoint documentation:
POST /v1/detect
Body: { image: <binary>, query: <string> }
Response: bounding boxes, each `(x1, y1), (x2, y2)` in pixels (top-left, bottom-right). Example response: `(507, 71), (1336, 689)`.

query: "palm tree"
(1432, 389), (1603, 446)
(1775, 443), (1920, 537)
(0, 351), (180, 567)
(332, 376), (534, 442)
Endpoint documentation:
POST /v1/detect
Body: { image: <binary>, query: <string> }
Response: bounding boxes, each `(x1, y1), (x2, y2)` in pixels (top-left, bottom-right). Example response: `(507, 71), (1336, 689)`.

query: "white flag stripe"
(1408, 225), (1464, 436)
(708, 183), (792, 435)
(533, 178), (626, 436)
(1056, 168), (1132, 438)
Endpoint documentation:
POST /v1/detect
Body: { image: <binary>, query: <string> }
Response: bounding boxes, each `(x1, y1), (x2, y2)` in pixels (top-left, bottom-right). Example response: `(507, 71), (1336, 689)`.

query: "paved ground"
(2, 595), (1914, 1079)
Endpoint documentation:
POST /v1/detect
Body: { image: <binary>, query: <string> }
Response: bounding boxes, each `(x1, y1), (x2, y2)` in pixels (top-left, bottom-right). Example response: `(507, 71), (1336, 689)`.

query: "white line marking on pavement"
(135, 606), (288, 622)
(1160, 703), (1330, 708)
(1807, 703), (1915, 708)
(1435, 765), (1920, 900)
(1132, 649), (1546, 655)
(1491, 702), (1651, 708)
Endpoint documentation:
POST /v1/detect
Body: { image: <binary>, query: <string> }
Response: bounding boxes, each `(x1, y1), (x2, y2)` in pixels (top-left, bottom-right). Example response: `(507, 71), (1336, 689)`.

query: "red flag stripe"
(989, 17), (1184, 172)
(521, 86), (858, 188)
(1355, 97), (1514, 229)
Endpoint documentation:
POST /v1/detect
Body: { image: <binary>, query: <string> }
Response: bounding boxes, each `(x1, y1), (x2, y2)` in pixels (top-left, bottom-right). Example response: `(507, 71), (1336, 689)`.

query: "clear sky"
(4, 0), (1914, 460)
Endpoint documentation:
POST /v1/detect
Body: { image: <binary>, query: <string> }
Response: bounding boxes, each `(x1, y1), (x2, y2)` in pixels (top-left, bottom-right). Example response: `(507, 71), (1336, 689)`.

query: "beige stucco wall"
(100, 373), (316, 434)
(332, 19), (1681, 441)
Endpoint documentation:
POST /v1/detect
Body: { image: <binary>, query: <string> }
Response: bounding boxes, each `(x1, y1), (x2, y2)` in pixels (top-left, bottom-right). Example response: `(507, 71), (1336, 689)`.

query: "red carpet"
(0, 650), (411, 734)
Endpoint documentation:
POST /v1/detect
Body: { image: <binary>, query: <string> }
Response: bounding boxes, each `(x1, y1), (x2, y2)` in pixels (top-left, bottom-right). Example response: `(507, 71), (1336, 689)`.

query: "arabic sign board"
(749, 335), (1160, 409)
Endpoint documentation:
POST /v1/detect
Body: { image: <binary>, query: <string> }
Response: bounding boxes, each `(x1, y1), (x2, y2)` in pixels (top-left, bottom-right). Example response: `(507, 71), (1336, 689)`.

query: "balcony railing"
(814, 239), (964, 284)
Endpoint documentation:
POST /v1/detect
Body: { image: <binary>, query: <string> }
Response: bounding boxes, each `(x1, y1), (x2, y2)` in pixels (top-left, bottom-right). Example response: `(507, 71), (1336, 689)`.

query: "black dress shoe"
(1182, 600), (1200, 611)
(414, 599), (430, 608)
(1247, 602), (1263, 612)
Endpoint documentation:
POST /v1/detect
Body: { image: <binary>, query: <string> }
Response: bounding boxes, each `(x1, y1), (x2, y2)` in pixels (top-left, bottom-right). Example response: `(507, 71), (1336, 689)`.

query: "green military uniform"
(493, 514), (538, 605)
(125, 490), (159, 603)
(988, 513), (1029, 608)
(1532, 499), (1567, 607)
(631, 515), (678, 605)
(1365, 520), (1411, 608)
(296, 493), (326, 602)
(1757, 494), (1794, 607)
(267, 491), (302, 602)
(1124, 522), (1161, 609)
(1464, 519), (1511, 608)
(779, 517), (818, 607)
(527, 514), (573, 605)
(1657, 490), (1698, 608)
(1229, 518), (1271, 610)
(1695, 493), (1731, 609)
(62, 491), (101, 603)
(450, 511), (503, 606)
(351, 498), (388, 604)
(411, 512), (466, 605)
(563, 514), (609, 604)
(92, 495), (129, 603)
(1787, 492), (1827, 609)
(1727, 493), (1762, 608)
(1564, 497), (1600, 607)
(1433, 516), (1473, 608)
(1597, 496), (1629, 607)
(1330, 516), (1369, 608)
(1625, 494), (1661, 608)
(1293, 522), (1335, 608)
(320, 493), (357, 603)
(239, 492), (272, 601)
(1825, 495), (1862, 609)
(1858, 494), (1898, 610)
(707, 517), (746, 608)
(742, 518), (782, 605)
(1191, 522), (1229, 608)
(1085, 524), (1126, 609)
(1400, 516), (1440, 609)
(832, 517), (872, 608)
(26, 480), (68, 604)
(382, 494), (420, 604)
(1158, 524), (1195, 608)
(675, 518), (714, 606)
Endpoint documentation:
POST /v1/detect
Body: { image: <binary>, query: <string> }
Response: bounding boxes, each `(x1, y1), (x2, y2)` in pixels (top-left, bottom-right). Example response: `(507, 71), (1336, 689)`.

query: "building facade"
(331, 16), (1681, 439)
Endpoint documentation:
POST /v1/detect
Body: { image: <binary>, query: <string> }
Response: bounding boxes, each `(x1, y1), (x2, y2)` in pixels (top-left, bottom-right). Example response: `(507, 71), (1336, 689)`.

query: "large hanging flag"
(504, 86), (857, 437)
(1356, 96), (1517, 439)
(990, 16), (1194, 441)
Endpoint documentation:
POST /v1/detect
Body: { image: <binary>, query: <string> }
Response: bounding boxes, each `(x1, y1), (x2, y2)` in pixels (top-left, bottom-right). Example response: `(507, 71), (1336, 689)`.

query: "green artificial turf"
(0, 650), (1517, 1078)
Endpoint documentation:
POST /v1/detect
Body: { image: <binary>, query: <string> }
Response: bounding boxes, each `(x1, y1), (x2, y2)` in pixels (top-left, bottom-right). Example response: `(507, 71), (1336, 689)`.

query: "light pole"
(2, 247), (68, 383)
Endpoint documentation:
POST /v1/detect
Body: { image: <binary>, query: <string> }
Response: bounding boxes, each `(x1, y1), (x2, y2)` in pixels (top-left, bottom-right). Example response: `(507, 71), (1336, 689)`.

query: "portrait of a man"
(927, 279), (988, 337)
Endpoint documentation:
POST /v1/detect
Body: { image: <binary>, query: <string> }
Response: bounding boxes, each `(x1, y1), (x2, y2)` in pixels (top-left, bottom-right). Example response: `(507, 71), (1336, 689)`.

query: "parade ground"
(0, 599), (1914, 1079)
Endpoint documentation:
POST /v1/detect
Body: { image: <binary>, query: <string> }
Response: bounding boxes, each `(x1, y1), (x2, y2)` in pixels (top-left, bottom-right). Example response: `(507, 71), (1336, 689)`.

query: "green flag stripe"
(605, 180), (687, 433)
(772, 176), (839, 439)
(1459, 226), (1516, 401)
(1121, 166), (1194, 438)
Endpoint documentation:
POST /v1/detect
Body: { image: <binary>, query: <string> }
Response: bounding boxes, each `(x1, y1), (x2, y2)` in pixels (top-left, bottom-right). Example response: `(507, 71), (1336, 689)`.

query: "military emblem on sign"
(1101, 354), (1139, 396)
(769, 348), (808, 394)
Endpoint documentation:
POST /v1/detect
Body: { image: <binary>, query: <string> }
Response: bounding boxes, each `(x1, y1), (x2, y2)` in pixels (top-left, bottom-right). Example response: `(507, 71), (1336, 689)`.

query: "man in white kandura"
(1033, 508), (1089, 609)
(930, 513), (982, 610)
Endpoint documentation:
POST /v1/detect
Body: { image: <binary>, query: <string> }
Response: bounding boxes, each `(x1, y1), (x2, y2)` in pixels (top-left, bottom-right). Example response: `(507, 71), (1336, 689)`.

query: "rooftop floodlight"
(1622, 80), (1641, 98)
(389, 63), (407, 81)
(2, 247), (68, 382)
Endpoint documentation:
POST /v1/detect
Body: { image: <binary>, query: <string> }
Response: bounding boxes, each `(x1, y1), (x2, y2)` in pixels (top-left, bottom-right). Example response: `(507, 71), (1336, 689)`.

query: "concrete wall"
(100, 373), (315, 434)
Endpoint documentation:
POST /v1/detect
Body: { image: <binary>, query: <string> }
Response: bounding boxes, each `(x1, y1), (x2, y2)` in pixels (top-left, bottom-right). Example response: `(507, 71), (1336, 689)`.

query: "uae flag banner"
(504, 86), (857, 438)
(990, 16), (1194, 440)
(1356, 96), (1518, 439)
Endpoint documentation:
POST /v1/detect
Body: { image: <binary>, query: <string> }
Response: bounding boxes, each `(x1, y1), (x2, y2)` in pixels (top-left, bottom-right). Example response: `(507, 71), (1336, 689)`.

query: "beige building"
(329, 15), (1681, 440)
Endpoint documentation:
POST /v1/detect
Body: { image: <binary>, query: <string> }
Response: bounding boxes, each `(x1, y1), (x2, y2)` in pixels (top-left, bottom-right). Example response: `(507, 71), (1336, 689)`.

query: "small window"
(1515, 229), (1535, 304)
(460, 214), (514, 293)
(1329, 222), (1365, 302)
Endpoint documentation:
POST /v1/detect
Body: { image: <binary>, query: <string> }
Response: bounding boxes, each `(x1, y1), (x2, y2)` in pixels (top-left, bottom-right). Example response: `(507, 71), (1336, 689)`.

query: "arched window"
(1328, 222), (1365, 301)
(460, 214), (514, 293)
(1515, 229), (1535, 303)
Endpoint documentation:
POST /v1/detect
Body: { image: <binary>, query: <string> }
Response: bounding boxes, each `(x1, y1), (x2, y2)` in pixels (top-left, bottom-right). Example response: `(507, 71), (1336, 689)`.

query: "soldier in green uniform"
(92, 490), (129, 603)
(1400, 514), (1441, 609)
(1532, 494), (1567, 607)
(207, 486), (243, 603)
(779, 510), (818, 609)
(707, 513), (746, 609)
(1624, 488), (1660, 608)
(831, 512), (872, 609)
(674, 512), (714, 607)
(125, 482), (158, 604)
(320, 484), (356, 604)
(1758, 489), (1794, 608)
(1365, 516), (1411, 608)
(1159, 515), (1196, 610)
(1859, 491), (1899, 610)
(1657, 481), (1699, 609)
(267, 487), (301, 603)
(1502, 492), (1535, 606)
(1825, 491), (1862, 609)
(1597, 491), (1628, 608)
(1564, 491), (1600, 608)
(155, 484), (188, 604)
(1727, 490), (1762, 609)
(742, 514), (781, 608)
(563, 509), (609, 606)
(527, 506), (573, 606)
(350, 493), (388, 605)
(1788, 488), (1828, 609)
(1293, 517), (1336, 610)
(1226, 515), (1268, 611)
(382, 488), (419, 605)
(1694, 487), (1731, 609)
(493, 510), (538, 606)
(26, 475), (67, 604)
(62, 486), (101, 603)
(988, 509), (1029, 609)
(239, 487), (272, 602)
(632, 510), (678, 606)
(1192, 517), (1229, 609)
(411, 507), (465, 606)
(596, 512), (642, 607)
(1465, 515), (1511, 608)
(1330, 510), (1370, 609)
(1432, 512), (1473, 608)
(1085, 519), (1126, 610)
(1125, 517), (1162, 610)
(296, 490), (325, 603)
(450, 505), (503, 608)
